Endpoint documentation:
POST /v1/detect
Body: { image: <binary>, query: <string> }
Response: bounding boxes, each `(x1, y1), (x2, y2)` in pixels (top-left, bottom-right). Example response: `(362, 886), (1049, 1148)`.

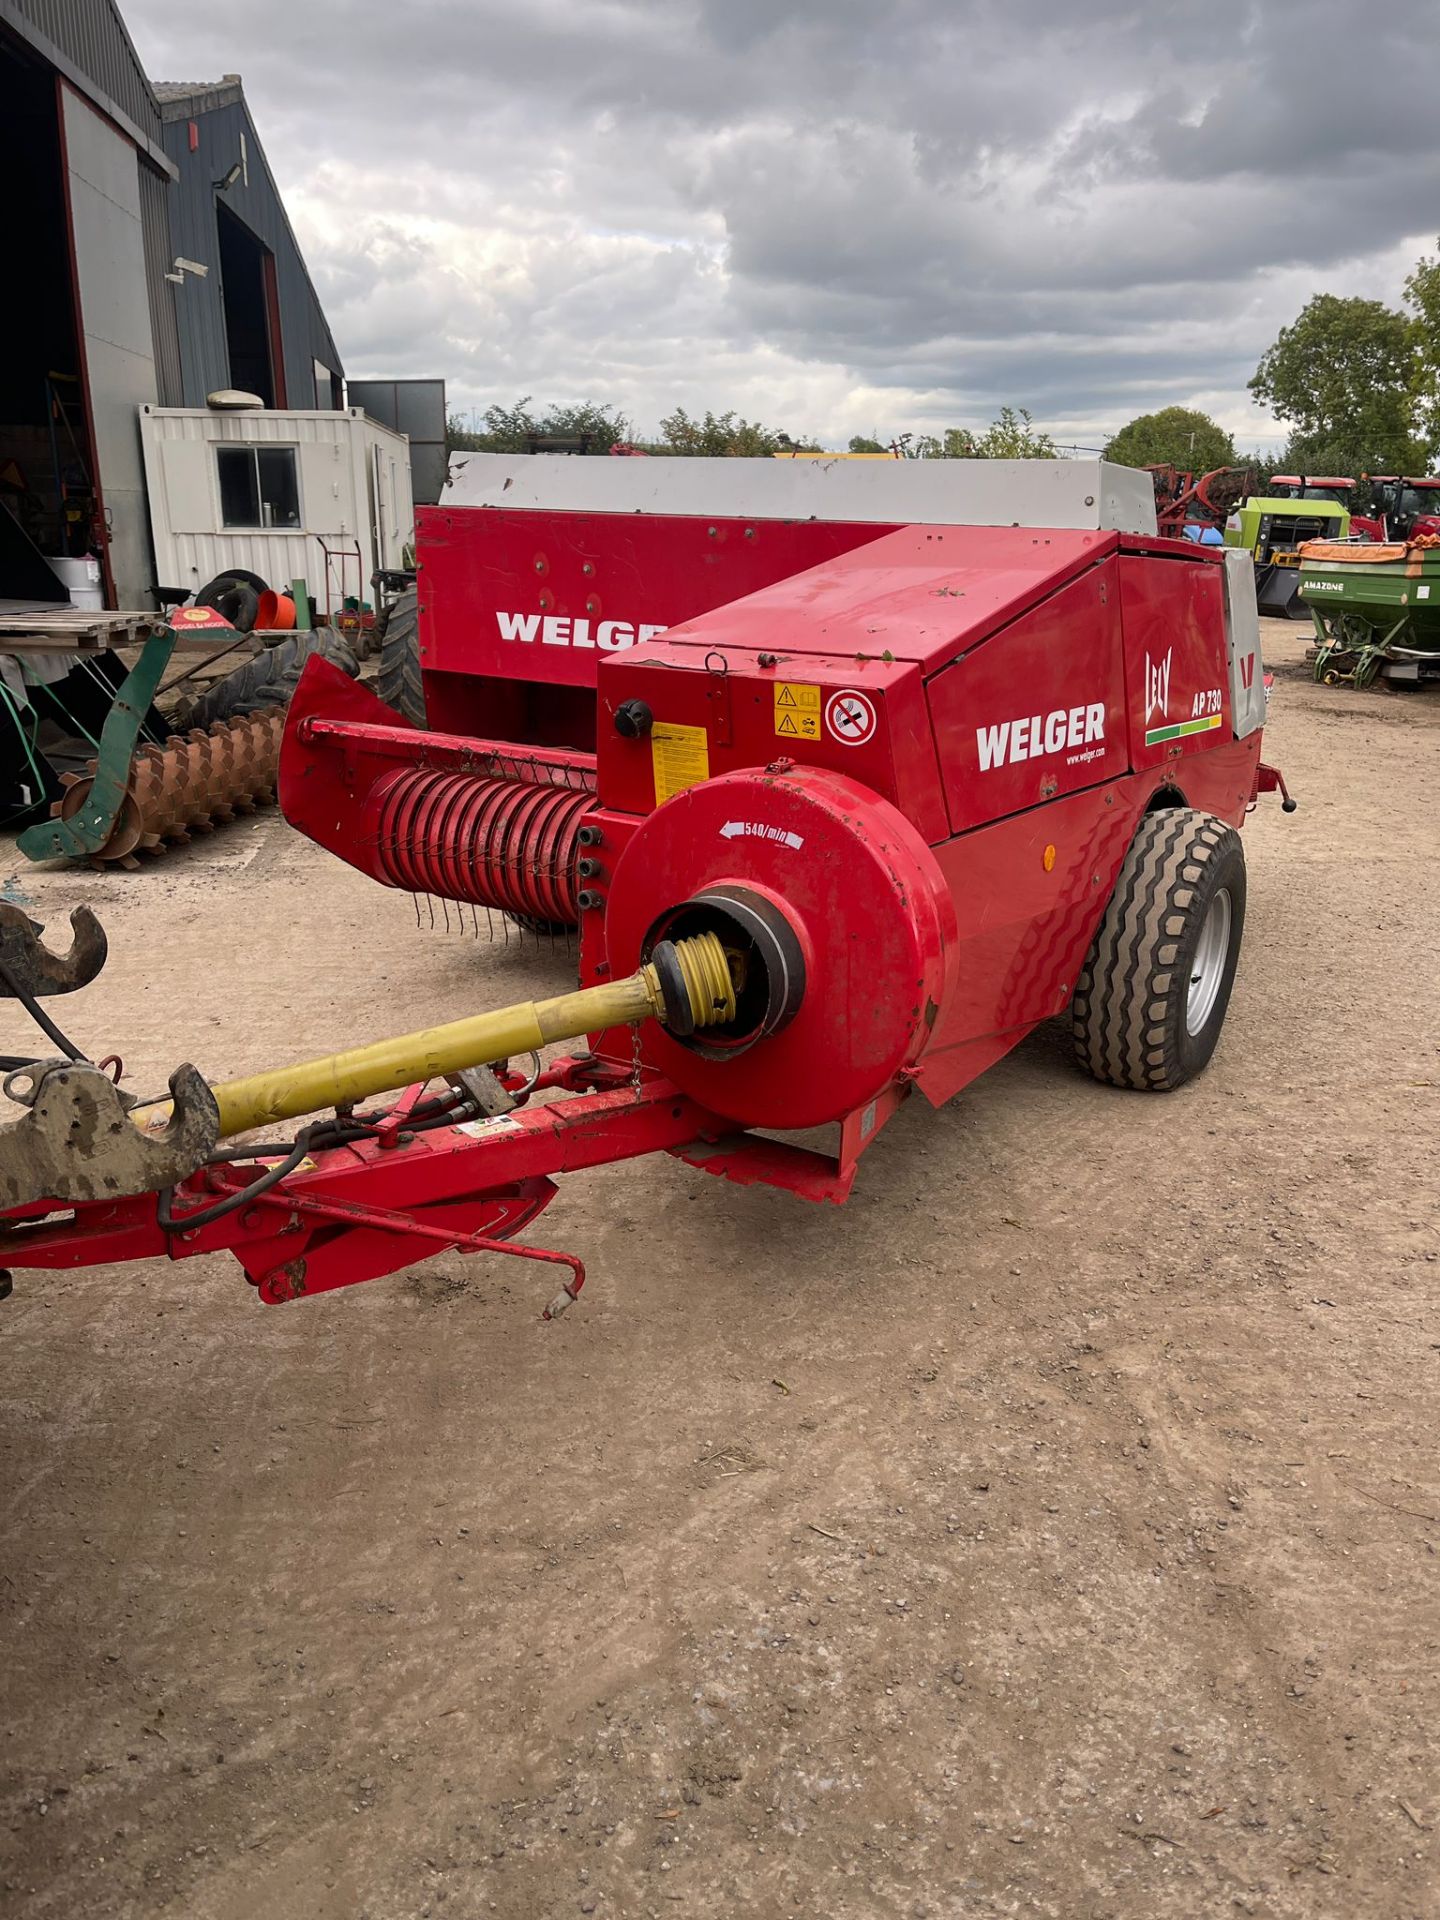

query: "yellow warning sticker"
(773, 682), (821, 740)
(651, 721), (710, 804)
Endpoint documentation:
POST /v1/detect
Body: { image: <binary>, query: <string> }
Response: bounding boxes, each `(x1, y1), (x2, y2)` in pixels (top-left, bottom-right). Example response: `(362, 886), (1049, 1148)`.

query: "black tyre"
(182, 630), (359, 730)
(208, 567), (269, 597)
(376, 587), (426, 727)
(1071, 808), (1246, 1092)
(196, 575), (260, 633)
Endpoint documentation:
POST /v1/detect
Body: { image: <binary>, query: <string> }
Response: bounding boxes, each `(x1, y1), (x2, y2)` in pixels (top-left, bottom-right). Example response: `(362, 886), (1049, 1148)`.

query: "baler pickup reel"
(0, 904), (742, 1308)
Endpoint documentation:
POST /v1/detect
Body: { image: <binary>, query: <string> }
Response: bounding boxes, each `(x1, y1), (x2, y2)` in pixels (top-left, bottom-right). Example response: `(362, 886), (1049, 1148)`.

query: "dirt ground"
(1, 619), (1437, 1920)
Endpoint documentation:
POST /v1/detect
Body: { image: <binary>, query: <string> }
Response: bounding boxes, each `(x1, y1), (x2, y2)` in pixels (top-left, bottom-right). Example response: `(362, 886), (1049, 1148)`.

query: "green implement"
(16, 629), (176, 861)
(1223, 496), (1350, 619)
(1298, 541), (1440, 687)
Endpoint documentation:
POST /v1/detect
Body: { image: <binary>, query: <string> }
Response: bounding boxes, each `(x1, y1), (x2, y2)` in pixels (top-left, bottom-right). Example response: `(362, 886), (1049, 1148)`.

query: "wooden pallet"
(0, 609), (263, 656)
(0, 608), (159, 650)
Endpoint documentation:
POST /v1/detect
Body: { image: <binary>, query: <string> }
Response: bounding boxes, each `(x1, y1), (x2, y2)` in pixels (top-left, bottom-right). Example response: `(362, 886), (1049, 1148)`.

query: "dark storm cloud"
(123, 0), (1439, 445)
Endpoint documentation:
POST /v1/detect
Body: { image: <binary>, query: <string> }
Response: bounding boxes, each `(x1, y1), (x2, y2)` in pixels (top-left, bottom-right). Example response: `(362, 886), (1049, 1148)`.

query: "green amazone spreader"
(1298, 540), (1440, 687)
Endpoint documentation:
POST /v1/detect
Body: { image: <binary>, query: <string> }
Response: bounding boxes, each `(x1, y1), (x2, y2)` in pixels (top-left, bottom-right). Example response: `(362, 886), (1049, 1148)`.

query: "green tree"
(656, 408), (818, 456)
(446, 398), (633, 454)
(914, 407), (1058, 460)
(1248, 295), (1424, 476)
(1404, 239), (1440, 454)
(848, 435), (888, 453)
(1104, 407), (1235, 472)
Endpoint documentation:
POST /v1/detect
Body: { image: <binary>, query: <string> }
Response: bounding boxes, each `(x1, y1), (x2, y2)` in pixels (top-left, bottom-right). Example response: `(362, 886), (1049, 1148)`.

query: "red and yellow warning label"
(773, 682), (820, 741)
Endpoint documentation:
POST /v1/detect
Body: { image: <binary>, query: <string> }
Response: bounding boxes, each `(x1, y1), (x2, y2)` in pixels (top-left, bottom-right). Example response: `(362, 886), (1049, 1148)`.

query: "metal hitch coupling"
(0, 1061), (219, 1208)
(0, 904), (108, 998)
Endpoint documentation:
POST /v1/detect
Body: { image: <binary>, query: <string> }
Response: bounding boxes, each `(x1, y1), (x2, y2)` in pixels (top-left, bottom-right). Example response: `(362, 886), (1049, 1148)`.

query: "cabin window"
(217, 445), (300, 529)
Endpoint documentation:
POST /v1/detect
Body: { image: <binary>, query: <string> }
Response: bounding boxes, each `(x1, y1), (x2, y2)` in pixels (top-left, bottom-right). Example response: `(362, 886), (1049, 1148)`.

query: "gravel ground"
(1, 618), (1436, 1920)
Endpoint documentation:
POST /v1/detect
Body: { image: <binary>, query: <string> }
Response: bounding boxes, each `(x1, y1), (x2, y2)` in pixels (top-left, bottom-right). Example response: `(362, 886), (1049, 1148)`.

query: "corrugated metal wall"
(162, 97), (343, 409)
(349, 379), (448, 504)
(61, 83), (159, 607)
(138, 159), (182, 406)
(5, 0), (162, 144)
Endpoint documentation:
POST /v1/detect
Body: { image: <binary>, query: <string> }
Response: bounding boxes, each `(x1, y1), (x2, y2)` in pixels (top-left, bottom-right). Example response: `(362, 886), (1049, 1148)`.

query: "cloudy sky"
(125, 0), (1437, 452)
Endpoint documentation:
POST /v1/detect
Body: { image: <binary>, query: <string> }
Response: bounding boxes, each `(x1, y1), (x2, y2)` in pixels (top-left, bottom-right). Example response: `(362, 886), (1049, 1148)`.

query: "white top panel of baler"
(442, 455), (1158, 537)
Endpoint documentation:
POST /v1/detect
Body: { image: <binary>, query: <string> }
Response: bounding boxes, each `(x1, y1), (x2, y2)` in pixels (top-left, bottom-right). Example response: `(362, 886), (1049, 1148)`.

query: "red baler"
(0, 460), (1292, 1308)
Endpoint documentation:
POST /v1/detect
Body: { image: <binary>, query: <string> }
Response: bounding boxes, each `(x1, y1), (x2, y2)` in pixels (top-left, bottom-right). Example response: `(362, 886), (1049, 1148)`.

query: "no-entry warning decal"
(773, 681), (820, 741)
(825, 688), (876, 746)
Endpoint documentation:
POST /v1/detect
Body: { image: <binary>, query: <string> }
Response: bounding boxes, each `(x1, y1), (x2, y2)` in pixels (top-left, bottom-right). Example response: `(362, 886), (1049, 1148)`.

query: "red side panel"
(925, 561), (1128, 834)
(414, 506), (894, 698)
(916, 782), (1137, 1104)
(594, 646), (950, 846)
(1117, 554), (1231, 772)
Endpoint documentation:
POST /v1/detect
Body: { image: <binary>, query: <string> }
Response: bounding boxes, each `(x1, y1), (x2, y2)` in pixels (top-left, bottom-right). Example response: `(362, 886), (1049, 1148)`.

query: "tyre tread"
(376, 587), (425, 727)
(1072, 809), (1241, 1091)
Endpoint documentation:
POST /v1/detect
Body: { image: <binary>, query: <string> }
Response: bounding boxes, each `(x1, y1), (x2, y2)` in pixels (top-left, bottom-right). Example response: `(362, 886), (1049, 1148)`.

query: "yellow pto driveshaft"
(135, 931), (737, 1142)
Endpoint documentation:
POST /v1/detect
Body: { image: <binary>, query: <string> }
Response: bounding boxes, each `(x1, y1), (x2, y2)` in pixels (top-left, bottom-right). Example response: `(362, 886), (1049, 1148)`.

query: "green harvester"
(1223, 495), (1350, 618)
(1298, 541), (1440, 687)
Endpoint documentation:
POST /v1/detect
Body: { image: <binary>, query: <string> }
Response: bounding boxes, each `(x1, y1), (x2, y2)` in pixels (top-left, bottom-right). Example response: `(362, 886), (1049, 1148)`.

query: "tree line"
(447, 236), (1440, 479)
(446, 400), (1059, 460)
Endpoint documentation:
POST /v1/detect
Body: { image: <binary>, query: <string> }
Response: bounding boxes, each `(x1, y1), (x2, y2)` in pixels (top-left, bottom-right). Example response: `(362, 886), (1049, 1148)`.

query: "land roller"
(48, 710), (286, 865)
(0, 460), (1293, 1315)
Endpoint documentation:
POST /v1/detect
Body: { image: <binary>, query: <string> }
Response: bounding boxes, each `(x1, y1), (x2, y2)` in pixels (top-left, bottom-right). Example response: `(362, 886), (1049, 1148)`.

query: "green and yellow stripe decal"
(1145, 713), (1223, 747)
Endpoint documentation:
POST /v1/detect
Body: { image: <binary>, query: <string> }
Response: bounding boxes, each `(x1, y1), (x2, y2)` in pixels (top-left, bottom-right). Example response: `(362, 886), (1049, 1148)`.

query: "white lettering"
(493, 611), (666, 649)
(976, 721), (1011, 771)
(977, 701), (1109, 771)
(496, 611), (541, 644)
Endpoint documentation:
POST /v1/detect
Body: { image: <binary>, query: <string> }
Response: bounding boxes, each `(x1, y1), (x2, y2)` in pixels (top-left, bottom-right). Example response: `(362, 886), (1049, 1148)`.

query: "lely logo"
(1145, 648), (1172, 723)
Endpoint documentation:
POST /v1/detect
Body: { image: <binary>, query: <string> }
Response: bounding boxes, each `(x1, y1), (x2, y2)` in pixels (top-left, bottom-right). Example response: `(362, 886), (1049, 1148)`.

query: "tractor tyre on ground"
(195, 574), (260, 634)
(376, 587), (425, 727)
(1071, 807), (1246, 1092)
(182, 630), (359, 731)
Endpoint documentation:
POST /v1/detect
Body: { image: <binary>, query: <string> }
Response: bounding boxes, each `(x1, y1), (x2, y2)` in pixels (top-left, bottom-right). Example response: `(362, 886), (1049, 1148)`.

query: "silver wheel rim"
(1186, 889), (1232, 1036)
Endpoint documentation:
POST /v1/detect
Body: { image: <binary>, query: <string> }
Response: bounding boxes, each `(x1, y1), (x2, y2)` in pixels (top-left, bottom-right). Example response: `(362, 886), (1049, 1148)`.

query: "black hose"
(0, 962), (85, 1061)
(157, 1091), (479, 1236)
(158, 1134), (314, 1233)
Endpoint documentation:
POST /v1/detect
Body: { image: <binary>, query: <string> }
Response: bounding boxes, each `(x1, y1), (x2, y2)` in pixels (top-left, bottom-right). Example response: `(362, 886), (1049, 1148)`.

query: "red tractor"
(0, 459), (1292, 1311)
(1365, 476), (1440, 543)
(1265, 475), (1382, 540)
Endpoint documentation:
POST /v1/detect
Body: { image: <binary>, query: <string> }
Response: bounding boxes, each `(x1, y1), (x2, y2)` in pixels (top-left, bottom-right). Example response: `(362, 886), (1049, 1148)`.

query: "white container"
(139, 405), (414, 613)
(47, 553), (104, 610)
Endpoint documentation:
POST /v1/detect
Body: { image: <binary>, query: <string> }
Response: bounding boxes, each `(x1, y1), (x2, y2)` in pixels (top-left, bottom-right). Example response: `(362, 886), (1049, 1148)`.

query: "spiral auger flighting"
(50, 710), (287, 868)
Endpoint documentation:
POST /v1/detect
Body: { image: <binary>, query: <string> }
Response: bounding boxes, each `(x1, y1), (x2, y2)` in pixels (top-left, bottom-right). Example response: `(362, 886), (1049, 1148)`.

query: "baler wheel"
(376, 587), (426, 728)
(1071, 809), (1246, 1092)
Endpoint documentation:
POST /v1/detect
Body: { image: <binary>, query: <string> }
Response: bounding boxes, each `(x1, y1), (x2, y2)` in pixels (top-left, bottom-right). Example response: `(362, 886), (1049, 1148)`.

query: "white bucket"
(46, 553), (104, 611)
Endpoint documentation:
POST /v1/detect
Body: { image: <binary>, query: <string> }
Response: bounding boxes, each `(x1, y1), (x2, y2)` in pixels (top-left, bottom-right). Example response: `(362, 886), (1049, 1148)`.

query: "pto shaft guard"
(605, 765), (959, 1131)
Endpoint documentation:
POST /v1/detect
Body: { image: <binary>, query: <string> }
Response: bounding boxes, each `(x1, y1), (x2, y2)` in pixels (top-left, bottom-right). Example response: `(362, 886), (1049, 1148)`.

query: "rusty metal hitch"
(0, 904), (108, 998)
(0, 1061), (219, 1208)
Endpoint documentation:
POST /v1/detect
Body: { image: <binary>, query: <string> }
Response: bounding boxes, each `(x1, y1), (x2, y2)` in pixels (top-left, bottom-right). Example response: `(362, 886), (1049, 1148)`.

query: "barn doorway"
(0, 31), (98, 596)
(217, 202), (285, 405)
